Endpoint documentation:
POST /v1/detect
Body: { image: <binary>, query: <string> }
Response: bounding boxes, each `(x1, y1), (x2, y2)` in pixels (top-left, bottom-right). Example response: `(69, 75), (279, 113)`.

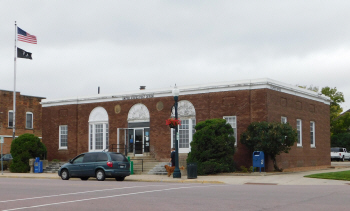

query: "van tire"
(96, 170), (105, 181)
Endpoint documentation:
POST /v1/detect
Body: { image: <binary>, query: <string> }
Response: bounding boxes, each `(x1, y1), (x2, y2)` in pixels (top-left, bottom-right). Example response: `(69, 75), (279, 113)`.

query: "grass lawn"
(304, 170), (350, 181)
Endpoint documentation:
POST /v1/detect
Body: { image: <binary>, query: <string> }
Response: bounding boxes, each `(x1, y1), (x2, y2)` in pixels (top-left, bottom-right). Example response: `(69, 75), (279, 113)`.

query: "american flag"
(17, 27), (37, 44)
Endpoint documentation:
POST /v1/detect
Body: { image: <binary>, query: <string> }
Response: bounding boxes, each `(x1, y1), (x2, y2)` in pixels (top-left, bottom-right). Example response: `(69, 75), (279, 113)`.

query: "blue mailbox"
(252, 151), (265, 172)
(34, 157), (43, 173)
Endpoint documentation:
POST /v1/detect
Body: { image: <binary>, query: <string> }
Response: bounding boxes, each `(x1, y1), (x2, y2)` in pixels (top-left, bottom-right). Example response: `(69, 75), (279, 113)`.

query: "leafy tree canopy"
(187, 118), (235, 175)
(240, 121), (297, 171)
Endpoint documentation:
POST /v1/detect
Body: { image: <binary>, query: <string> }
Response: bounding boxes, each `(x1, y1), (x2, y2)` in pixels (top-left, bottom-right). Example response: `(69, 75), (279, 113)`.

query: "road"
(1, 178), (350, 211)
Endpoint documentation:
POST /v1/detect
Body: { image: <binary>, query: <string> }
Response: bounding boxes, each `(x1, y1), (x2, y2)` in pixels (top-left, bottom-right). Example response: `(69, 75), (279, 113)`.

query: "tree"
(321, 87), (346, 131)
(10, 134), (47, 173)
(331, 133), (350, 150)
(240, 122), (297, 171)
(186, 118), (235, 175)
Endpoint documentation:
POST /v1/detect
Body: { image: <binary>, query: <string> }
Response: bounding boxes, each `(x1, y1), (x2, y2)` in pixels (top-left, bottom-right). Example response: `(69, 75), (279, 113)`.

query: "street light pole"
(172, 85), (181, 178)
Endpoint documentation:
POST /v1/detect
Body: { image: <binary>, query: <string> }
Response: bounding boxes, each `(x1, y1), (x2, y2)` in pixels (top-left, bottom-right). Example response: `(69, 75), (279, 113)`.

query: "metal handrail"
(130, 158), (143, 172)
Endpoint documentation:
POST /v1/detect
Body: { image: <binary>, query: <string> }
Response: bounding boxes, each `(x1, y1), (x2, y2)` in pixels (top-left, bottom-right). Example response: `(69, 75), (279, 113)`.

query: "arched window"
(171, 100), (196, 153)
(89, 107), (109, 151)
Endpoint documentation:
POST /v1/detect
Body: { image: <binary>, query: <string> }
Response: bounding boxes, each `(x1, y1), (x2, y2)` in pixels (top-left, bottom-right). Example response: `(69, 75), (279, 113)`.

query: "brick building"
(0, 89), (45, 154)
(41, 78), (331, 171)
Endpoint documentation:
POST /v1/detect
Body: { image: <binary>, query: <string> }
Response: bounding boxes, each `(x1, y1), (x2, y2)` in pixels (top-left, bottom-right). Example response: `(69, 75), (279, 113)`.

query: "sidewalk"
(1, 166), (350, 185)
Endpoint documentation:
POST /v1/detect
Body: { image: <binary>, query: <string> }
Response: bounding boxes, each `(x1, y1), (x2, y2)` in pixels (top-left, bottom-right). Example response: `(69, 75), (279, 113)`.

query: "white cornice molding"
(41, 78), (331, 107)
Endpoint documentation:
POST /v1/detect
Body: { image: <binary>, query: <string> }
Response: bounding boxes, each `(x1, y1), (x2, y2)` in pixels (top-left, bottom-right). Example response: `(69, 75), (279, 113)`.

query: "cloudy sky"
(1, 1), (350, 110)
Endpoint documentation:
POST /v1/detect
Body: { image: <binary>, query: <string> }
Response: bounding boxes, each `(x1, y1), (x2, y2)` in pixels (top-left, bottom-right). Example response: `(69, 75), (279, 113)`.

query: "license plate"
(119, 165), (126, 168)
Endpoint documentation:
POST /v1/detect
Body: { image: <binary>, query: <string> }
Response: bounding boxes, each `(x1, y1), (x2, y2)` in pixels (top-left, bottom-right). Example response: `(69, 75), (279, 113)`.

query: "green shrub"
(240, 166), (248, 173)
(187, 118), (235, 175)
(1, 160), (12, 170)
(51, 159), (60, 162)
(10, 134), (47, 173)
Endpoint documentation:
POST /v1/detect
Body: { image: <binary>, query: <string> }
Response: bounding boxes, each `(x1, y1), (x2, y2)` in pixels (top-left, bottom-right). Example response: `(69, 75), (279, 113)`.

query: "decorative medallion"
(156, 101), (164, 111)
(114, 105), (121, 114)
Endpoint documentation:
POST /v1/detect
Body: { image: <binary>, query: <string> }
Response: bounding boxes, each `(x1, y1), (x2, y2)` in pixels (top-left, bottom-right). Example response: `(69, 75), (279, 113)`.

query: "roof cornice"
(41, 78), (331, 107)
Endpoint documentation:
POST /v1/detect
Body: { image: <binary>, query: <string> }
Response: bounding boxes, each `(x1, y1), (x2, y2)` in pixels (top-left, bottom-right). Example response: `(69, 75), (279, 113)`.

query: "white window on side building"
(59, 125), (68, 149)
(88, 107), (109, 152)
(281, 116), (287, 124)
(8, 110), (13, 128)
(310, 121), (315, 148)
(26, 112), (33, 129)
(297, 119), (302, 147)
(223, 116), (237, 146)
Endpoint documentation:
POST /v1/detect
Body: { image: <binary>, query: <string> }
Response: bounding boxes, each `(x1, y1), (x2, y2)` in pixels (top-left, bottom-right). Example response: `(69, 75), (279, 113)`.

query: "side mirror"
(69, 159), (73, 164)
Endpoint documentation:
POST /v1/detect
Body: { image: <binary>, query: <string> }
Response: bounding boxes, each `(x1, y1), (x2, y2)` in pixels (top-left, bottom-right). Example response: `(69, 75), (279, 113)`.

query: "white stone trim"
(41, 78), (331, 107)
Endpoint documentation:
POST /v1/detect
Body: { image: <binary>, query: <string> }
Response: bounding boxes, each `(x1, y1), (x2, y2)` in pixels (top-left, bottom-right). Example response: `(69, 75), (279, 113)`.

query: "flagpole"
(13, 21), (17, 140)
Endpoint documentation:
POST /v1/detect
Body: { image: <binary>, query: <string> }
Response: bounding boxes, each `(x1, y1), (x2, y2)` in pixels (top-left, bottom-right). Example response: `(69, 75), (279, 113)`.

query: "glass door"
(134, 129), (144, 154)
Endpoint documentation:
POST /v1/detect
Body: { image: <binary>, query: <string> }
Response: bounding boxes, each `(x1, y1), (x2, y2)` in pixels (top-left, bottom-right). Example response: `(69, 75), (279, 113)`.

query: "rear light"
(107, 161), (113, 167)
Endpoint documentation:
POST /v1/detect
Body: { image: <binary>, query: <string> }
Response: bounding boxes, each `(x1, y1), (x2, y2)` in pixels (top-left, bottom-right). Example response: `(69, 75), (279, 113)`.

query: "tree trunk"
(271, 155), (283, 172)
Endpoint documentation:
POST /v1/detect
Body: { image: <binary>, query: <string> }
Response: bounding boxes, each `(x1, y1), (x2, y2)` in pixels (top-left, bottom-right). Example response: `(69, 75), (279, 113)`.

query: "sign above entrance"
(119, 93), (154, 100)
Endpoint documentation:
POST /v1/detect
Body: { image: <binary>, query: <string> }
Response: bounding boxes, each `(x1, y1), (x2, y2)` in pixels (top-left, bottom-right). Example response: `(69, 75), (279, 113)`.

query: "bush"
(187, 118), (235, 175)
(0, 160), (12, 170)
(10, 134), (47, 173)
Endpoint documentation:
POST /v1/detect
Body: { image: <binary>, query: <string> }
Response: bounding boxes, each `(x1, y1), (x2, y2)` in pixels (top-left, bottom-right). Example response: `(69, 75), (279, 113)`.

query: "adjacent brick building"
(0, 89), (45, 154)
(41, 78), (331, 171)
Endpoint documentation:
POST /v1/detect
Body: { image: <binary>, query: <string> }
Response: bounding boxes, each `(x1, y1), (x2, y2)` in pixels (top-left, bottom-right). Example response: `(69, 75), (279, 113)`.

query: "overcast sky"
(1, 1), (350, 111)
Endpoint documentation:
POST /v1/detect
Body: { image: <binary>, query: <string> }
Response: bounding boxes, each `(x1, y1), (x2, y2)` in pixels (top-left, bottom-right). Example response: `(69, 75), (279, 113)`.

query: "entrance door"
(134, 129), (143, 154)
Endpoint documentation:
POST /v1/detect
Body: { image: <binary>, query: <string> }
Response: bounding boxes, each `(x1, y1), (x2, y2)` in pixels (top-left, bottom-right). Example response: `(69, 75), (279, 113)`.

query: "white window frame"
(8, 110), (13, 128)
(89, 123), (109, 152)
(223, 116), (237, 146)
(310, 121), (315, 148)
(281, 116), (287, 124)
(171, 118), (195, 154)
(297, 119), (302, 147)
(59, 125), (68, 149)
(26, 112), (33, 129)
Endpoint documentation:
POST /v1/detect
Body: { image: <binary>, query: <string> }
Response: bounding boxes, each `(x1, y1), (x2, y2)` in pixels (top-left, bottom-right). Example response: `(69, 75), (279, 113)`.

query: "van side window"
(83, 153), (97, 162)
(73, 155), (84, 164)
(96, 153), (108, 162)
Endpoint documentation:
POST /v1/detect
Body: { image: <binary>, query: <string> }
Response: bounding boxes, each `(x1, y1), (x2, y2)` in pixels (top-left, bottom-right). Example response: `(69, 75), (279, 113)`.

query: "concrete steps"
(128, 154), (168, 175)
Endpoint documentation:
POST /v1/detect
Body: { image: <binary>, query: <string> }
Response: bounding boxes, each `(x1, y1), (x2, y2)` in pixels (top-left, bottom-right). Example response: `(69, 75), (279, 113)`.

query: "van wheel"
(115, 177), (125, 181)
(61, 169), (70, 180)
(96, 170), (105, 181)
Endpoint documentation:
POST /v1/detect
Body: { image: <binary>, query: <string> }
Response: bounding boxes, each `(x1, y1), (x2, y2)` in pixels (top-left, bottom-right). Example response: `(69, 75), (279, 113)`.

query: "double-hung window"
(26, 112), (33, 129)
(224, 116), (237, 146)
(8, 110), (13, 127)
(310, 121), (315, 148)
(281, 116), (287, 124)
(297, 119), (302, 147)
(59, 125), (68, 149)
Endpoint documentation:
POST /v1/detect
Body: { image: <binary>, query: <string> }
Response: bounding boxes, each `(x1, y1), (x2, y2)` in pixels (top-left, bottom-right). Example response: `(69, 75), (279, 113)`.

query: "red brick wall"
(266, 90), (331, 171)
(42, 88), (330, 171)
(0, 90), (44, 154)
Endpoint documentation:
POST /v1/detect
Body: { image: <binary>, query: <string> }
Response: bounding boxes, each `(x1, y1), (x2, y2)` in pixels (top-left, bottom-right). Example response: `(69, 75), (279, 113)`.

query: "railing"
(108, 144), (127, 155)
(130, 158), (143, 172)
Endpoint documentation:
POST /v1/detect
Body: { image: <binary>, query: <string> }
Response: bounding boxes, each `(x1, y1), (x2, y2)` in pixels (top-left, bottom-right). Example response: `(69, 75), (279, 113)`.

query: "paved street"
(1, 178), (350, 211)
(0, 162), (350, 210)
